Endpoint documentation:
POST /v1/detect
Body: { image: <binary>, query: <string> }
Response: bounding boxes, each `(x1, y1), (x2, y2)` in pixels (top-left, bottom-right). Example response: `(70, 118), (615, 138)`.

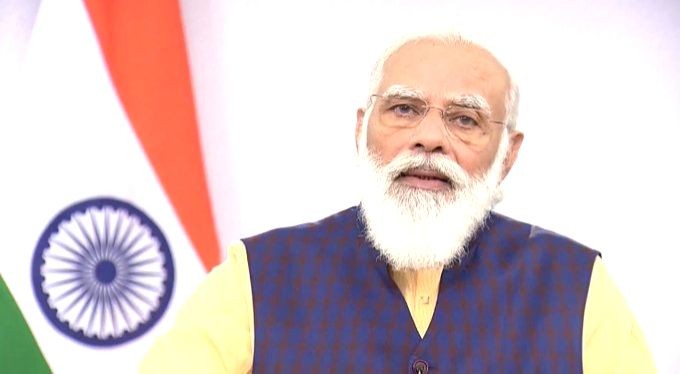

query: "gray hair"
(366, 33), (520, 131)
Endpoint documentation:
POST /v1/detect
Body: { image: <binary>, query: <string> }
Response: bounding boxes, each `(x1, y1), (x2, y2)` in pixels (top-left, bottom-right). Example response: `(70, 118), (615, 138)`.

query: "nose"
(409, 107), (449, 154)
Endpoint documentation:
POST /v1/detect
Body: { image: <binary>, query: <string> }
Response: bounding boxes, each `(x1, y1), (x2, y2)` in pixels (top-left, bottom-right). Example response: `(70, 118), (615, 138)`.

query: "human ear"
(355, 108), (365, 152)
(501, 130), (524, 179)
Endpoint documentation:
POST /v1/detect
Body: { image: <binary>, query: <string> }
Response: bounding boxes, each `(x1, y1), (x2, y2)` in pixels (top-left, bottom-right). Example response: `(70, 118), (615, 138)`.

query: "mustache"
(381, 152), (472, 188)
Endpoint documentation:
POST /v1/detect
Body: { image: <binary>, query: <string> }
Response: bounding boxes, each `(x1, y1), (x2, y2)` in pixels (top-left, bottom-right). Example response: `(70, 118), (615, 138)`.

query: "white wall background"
(182, 0), (680, 372)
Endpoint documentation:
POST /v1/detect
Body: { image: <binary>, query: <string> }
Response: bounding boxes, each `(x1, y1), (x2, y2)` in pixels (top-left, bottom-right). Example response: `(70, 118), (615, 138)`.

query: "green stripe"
(0, 274), (51, 373)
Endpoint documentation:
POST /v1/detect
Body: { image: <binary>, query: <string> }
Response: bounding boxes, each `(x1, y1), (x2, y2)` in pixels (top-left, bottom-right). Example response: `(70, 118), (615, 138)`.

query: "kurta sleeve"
(582, 256), (655, 373)
(140, 241), (254, 373)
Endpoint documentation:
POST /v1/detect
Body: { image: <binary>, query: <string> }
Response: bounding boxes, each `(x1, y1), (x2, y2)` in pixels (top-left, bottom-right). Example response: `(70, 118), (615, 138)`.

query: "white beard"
(358, 131), (509, 270)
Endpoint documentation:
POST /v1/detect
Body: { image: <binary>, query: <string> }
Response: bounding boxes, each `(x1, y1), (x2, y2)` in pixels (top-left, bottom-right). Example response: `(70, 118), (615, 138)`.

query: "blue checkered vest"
(244, 207), (598, 373)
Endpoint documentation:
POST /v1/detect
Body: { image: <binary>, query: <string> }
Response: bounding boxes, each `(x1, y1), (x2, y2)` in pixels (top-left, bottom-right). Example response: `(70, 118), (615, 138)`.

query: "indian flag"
(0, 274), (50, 373)
(0, 0), (227, 372)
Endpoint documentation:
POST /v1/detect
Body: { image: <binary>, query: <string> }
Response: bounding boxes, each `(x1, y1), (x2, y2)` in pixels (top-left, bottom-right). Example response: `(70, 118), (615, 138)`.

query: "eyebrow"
(382, 87), (490, 109)
(446, 94), (492, 113)
(381, 85), (426, 100)
(379, 87), (494, 116)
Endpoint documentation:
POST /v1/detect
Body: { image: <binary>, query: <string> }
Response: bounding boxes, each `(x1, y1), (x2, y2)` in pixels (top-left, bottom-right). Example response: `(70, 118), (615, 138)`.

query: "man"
(141, 33), (654, 373)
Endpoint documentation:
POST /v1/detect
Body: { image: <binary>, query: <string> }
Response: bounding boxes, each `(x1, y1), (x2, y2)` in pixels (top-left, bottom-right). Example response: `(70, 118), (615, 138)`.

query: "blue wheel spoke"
(109, 208), (125, 251)
(103, 208), (111, 252)
(125, 278), (162, 293)
(104, 288), (117, 337)
(109, 285), (132, 330)
(128, 256), (161, 269)
(120, 283), (155, 308)
(74, 215), (98, 262)
(44, 275), (84, 289)
(117, 288), (145, 320)
(89, 209), (104, 260)
(52, 281), (87, 303)
(74, 291), (95, 327)
(115, 220), (135, 259)
(45, 253), (84, 267)
(44, 268), (85, 274)
(51, 239), (95, 267)
(87, 285), (102, 336)
(61, 226), (97, 266)
(126, 271), (164, 278)
(124, 243), (156, 263)
(60, 286), (89, 315)
(117, 231), (144, 259)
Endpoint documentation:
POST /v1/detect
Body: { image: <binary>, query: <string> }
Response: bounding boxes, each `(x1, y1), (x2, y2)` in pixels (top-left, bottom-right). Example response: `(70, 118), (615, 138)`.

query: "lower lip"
(396, 175), (451, 191)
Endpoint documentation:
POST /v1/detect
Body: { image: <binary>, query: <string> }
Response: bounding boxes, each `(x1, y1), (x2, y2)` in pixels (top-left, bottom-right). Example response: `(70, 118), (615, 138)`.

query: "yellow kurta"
(141, 241), (655, 373)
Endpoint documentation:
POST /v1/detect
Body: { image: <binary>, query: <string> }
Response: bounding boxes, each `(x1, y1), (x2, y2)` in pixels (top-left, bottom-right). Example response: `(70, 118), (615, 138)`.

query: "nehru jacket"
(141, 207), (655, 373)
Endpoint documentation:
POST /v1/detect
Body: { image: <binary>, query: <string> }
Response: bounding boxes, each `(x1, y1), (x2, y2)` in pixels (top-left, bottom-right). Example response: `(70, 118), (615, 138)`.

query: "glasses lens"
(442, 106), (491, 145)
(376, 97), (427, 128)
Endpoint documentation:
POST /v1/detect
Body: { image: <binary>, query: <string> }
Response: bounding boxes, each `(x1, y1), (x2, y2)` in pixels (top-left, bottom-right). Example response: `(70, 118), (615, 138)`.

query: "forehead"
(378, 39), (510, 115)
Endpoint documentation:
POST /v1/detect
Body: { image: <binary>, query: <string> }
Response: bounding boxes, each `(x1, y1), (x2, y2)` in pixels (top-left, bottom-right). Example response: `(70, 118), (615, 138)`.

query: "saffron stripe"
(83, 0), (220, 270)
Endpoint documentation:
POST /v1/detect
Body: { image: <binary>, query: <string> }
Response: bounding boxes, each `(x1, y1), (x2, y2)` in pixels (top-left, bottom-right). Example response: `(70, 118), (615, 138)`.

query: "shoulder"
(583, 257), (656, 372)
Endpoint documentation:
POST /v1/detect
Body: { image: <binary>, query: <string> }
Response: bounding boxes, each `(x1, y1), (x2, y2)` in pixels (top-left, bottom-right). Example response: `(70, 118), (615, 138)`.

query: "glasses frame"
(368, 94), (507, 146)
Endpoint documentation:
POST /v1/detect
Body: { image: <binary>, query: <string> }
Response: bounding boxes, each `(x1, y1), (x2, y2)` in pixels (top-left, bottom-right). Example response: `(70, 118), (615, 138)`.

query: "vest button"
(412, 359), (429, 374)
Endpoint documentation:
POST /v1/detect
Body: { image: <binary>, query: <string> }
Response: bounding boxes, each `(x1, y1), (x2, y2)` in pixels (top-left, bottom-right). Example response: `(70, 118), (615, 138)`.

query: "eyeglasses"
(369, 94), (506, 147)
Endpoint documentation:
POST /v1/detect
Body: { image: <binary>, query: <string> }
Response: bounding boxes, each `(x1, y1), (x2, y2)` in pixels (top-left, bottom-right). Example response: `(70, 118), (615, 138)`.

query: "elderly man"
(141, 34), (654, 373)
